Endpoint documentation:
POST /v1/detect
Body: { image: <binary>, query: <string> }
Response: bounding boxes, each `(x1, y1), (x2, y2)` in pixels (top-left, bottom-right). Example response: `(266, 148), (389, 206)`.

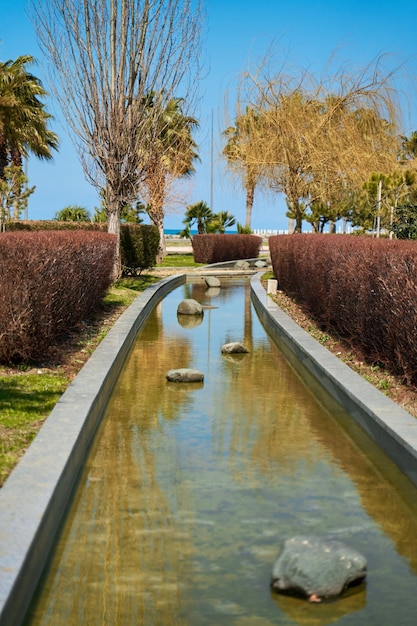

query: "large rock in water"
(177, 299), (204, 316)
(221, 342), (249, 354)
(205, 276), (221, 288)
(270, 536), (367, 602)
(166, 368), (204, 383)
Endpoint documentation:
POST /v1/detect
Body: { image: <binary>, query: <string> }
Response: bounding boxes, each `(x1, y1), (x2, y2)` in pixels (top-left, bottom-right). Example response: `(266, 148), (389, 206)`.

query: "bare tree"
(31, 0), (203, 271)
(231, 53), (404, 232)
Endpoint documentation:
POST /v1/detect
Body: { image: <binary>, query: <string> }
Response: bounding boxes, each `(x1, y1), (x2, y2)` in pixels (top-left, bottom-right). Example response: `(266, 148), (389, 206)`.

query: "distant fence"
(253, 229), (287, 236)
(253, 227), (354, 236)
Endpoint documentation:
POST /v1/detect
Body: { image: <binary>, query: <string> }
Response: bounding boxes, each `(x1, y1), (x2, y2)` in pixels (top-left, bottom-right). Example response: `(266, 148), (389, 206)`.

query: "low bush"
(120, 224), (159, 273)
(0, 230), (116, 362)
(191, 234), (262, 264)
(269, 234), (417, 384)
(6, 221), (159, 273)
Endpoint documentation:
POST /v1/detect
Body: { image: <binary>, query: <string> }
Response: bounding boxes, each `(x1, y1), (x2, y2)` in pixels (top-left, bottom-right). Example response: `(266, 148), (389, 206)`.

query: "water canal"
(25, 278), (417, 625)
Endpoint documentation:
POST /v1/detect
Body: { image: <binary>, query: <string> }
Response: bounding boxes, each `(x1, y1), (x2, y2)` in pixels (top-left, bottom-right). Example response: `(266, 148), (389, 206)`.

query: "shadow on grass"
(0, 373), (68, 484)
(0, 374), (68, 424)
(118, 275), (162, 292)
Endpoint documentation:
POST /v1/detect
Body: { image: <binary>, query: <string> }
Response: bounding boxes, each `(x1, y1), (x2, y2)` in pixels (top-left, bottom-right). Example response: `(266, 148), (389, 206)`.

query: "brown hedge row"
(269, 234), (417, 384)
(0, 230), (116, 362)
(192, 234), (262, 264)
(6, 221), (159, 273)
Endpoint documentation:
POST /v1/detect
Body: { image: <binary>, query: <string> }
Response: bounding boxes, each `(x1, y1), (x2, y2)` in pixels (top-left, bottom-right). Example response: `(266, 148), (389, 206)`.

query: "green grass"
(0, 373), (68, 485)
(111, 274), (163, 296)
(156, 253), (202, 268)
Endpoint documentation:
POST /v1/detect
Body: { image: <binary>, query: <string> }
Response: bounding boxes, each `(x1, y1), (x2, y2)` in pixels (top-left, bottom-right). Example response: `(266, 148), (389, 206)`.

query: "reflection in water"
(205, 286), (221, 298)
(25, 280), (417, 626)
(177, 312), (204, 329)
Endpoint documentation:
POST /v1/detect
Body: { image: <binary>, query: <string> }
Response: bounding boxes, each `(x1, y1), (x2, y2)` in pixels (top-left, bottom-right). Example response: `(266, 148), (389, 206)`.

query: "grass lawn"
(0, 373), (68, 485)
(155, 253), (202, 268)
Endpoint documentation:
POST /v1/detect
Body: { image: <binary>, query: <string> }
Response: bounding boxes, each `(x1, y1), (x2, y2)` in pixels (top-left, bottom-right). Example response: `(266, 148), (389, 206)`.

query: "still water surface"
(26, 279), (417, 625)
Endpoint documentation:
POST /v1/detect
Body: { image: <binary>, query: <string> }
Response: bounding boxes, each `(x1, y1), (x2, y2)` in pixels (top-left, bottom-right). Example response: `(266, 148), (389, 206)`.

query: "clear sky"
(1, 0), (417, 231)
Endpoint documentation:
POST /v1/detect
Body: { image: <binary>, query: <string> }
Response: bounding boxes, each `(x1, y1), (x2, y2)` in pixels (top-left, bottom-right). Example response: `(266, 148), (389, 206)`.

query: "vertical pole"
(24, 156), (28, 220)
(210, 108), (214, 211)
(376, 179), (382, 238)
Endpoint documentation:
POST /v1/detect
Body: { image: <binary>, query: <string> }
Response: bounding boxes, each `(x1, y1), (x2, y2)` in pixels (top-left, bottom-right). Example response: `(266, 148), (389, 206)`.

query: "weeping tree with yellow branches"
(225, 53), (406, 233)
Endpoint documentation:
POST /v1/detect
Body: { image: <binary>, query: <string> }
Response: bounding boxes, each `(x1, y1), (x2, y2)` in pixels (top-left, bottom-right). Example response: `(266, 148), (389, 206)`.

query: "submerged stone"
(270, 536), (367, 602)
(166, 368), (204, 383)
(177, 299), (204, 315)
(221, 342), (249, 354)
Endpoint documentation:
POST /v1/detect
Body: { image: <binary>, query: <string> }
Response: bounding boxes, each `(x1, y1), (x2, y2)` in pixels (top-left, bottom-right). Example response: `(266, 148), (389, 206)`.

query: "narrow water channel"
(25, 279), (417, 625)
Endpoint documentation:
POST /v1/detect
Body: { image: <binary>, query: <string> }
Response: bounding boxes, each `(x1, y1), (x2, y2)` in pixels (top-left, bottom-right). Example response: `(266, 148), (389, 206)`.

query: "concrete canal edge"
(1, 270), (417, 624)
(250, 272), (417, 487)
(0, 273), (185, 626)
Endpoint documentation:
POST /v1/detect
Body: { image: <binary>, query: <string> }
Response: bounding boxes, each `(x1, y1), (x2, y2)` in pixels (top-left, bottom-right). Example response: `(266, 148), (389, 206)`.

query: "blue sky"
(1, 0), (417, 231)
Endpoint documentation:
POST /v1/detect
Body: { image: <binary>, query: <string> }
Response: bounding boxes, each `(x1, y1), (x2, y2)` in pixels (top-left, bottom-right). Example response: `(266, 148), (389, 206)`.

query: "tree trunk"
(288, 195), (303, 233)
(294, 203), (303, 233)
(10, 148), (23, 219)
(148, 204), (166, 263)
(156, 219), (166, 262)
(146, 160), (167, 262)
(245, 183), (255, 229)
(106, 186), (122, 279)
(0, 138), (8, 181)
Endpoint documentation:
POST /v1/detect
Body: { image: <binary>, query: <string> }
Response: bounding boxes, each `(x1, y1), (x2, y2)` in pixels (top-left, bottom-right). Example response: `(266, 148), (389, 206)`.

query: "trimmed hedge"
(0, 230), (116, 362)
(6, 221), (159, 273)
(269, 234), (417, 384)
(192, 234), (262, 264)
(119, 223), (159, 273)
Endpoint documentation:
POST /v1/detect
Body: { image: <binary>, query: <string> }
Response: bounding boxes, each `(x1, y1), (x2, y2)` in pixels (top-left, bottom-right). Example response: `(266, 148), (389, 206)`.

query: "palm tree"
(208, 210), (236, 233)
(143, 96), (199, 260)
(0, 55), (58, 213)
(222, 107), (263, 229)
(180, 200), (214, 236)
(54, 205), (91, 221)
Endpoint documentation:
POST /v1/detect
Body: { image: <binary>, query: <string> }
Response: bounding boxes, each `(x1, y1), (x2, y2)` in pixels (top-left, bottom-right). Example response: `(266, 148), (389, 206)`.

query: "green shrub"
(120, 223), (159, 273)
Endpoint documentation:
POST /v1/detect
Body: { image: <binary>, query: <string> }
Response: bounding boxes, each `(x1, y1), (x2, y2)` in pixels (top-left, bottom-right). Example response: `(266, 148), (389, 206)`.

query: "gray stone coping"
(0, 273), (185, 626)
(250, 272), (417, 488)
